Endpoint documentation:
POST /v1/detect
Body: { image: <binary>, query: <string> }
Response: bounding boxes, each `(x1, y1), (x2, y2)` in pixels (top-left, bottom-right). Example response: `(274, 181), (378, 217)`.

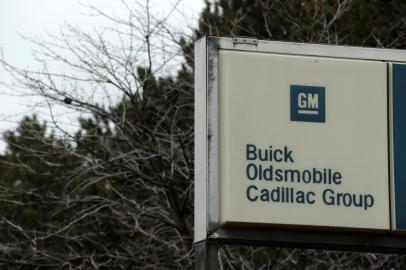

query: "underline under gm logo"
(290, 85), (325, 123)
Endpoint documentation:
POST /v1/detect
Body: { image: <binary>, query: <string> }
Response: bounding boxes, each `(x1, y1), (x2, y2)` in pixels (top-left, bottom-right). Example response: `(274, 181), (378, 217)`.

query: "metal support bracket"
(194, 240), (219, 270)
(232, 36), (258, 45)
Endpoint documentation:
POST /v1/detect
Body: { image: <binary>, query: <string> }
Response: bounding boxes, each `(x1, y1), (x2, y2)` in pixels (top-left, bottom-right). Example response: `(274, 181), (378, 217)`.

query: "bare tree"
(0, 1), (195, 269)
(1, 0), (406, 269)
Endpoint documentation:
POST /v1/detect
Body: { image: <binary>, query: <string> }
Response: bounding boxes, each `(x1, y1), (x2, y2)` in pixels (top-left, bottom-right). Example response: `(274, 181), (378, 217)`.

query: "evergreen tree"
(194, 0), (406, 47)
(189, 0), (406, 268)
(1, 0), (406, 269)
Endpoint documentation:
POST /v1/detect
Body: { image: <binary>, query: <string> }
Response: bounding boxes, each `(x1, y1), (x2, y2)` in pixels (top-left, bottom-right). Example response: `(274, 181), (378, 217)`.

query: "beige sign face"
(219, 50), (390, 230)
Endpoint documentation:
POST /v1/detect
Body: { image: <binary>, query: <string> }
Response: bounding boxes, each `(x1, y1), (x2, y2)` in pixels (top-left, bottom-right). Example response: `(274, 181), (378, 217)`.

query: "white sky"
(0, 0), (205, 151)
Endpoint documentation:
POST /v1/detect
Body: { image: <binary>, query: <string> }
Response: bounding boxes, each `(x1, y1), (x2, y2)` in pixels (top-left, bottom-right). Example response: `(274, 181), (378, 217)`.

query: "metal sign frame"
(194, 36), (406, 269)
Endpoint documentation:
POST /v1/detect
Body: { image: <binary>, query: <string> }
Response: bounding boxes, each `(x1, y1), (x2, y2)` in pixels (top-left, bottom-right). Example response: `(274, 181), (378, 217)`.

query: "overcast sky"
(0, 0), (204, 150)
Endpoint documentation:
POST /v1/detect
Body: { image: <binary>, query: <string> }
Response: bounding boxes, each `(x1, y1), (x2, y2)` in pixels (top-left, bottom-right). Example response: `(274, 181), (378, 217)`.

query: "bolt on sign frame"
(194, 36), (406, 269)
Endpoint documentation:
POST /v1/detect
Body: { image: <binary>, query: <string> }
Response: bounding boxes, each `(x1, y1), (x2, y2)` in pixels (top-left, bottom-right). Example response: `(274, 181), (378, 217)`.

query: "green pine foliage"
(194, 0), (406, 47)
(0, 0), (406, 269)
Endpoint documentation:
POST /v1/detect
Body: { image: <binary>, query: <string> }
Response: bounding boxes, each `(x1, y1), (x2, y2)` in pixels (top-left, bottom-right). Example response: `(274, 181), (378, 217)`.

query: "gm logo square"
(290, 85), (325, 123)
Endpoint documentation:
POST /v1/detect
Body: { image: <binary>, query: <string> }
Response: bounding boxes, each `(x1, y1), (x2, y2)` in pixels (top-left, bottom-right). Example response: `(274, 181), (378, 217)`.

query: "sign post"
(194, 36), (406, 269)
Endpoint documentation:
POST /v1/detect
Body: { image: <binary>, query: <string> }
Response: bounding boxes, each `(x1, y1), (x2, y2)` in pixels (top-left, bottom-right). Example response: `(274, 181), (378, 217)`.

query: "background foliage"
(1, 0), (406, 269)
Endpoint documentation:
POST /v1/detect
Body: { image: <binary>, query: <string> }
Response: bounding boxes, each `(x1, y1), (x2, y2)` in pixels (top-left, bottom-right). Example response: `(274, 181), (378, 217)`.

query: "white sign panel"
(218, 50), (390, 230)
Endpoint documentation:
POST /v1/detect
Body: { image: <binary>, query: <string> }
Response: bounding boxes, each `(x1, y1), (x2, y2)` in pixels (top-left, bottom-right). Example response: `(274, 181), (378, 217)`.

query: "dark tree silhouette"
(1, 0), (406, 269)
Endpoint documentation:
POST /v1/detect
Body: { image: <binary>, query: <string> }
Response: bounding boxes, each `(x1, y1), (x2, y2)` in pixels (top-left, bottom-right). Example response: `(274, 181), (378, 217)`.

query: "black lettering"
(263, 165), (273, 180)
(333, 172), (342, 185)
(342, 193), (352, 207)
(274, 149), (283, 162)
(323, 189), (335, 206)
(307, 192), (315, 204)
(246, 164), (257, 180)
(246, 185), (258, 202)
(258, 149), (268, 161)
(353, 194), (363, 207)
(364, 195), (374, 210)
(312, 168), (322, 184)
(296, 191), (305, 204)
(337, 193), (343, 206)
(260, 189), (269, 201)
(302, 170), (311, 183)
(246, 144), (257, 160)
(270, 187), (280, 202)
(284, 146), (294, 162)
(285, 169), (300, 182)
(275, 169), (283, 181)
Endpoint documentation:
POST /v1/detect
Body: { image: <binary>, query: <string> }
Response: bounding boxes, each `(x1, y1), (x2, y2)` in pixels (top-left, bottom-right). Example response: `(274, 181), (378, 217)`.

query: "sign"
(194, 36), (406, 252)
(290, 85), (325, 122)
(391, 63), (406, 232)
(218, 50), (389, 230)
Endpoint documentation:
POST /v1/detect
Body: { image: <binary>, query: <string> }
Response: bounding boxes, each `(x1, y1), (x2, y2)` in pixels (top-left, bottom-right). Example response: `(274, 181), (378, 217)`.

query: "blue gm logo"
(290, 85), (325, 123)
